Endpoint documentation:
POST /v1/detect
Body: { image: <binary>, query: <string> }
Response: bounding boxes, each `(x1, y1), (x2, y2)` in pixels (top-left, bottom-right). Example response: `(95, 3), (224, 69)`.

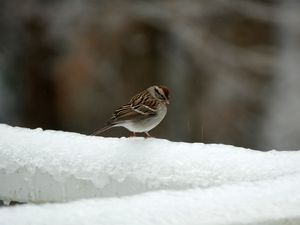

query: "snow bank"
(1, 124), (300, 225)
(1, 124), (300, 204)
(1, 173), (300, 225)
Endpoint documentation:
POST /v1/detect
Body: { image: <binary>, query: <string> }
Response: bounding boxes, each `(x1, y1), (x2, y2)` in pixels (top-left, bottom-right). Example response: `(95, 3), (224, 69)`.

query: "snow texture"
(0, 124), (300, 225)
(1, 174), (300, 225)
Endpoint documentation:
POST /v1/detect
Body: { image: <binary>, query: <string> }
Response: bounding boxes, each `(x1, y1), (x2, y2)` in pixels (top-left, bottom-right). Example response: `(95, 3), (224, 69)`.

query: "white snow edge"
(1, 124), (300, 225)
(1, 173), (300, 225)
(1, 124), (300, 203)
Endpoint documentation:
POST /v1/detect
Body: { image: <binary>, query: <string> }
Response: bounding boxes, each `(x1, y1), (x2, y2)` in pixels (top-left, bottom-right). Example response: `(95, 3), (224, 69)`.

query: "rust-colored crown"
(159, 85), (170, 99)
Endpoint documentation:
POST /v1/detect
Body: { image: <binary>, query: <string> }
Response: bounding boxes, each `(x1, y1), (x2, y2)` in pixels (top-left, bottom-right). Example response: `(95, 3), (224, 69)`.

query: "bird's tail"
(91, 124), (113, 136)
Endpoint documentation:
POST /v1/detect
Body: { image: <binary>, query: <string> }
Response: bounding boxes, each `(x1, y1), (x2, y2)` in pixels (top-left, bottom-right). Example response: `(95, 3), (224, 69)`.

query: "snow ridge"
(0, 124), (300, 225)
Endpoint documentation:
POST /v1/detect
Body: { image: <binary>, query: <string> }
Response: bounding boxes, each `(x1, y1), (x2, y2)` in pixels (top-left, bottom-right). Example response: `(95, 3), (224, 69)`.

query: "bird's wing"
(107, 90), (159, 125)
(109, 101), (158, 125)
(131, 103), (157, 115)
(129, 89), (159, 114)
(110, 104), (139, 122)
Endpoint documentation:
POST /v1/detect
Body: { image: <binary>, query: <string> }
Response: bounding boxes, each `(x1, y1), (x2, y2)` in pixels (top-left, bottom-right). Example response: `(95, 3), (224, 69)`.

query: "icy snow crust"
(1, 124), (300, 225)
(1, 124), (300, 203)
(1, 174), (300, 225)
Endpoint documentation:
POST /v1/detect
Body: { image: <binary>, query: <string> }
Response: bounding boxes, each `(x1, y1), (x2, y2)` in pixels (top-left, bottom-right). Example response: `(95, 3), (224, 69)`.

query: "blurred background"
(0, 0), (299, 150)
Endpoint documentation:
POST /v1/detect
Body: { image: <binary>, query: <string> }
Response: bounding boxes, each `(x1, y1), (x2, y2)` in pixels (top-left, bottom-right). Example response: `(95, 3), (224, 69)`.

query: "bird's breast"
(120, 104), (167, 132)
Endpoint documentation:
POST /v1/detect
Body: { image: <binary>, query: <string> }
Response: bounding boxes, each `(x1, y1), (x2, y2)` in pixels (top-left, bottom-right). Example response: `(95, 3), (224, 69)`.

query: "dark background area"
(0, 0), (300, 150)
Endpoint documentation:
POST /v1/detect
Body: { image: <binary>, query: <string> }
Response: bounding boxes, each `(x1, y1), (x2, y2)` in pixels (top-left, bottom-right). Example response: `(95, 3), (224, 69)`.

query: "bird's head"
(149, 85), (170, 105)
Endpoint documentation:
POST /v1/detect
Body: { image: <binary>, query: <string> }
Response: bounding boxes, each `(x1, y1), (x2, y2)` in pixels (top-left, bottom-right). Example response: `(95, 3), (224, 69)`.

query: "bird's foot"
(144, 132), (152, 138)
(129, 132), (136, 137)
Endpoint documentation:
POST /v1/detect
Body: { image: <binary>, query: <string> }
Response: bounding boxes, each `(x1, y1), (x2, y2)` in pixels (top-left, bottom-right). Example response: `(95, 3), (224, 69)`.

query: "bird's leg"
(130, 132), (136, 137)
(145, 132), (152, 138)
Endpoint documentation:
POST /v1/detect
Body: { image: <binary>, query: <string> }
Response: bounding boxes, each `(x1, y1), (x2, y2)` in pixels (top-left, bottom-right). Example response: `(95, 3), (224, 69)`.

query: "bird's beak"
(166, 100), (170, 105)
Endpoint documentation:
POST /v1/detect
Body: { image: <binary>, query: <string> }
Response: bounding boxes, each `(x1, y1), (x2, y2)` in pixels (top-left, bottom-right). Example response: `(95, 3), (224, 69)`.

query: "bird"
(92, 85), (170, 137)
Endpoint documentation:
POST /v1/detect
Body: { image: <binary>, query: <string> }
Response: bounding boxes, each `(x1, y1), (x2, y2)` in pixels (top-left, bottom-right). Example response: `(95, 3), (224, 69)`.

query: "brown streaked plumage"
(92, 85), (170, 137)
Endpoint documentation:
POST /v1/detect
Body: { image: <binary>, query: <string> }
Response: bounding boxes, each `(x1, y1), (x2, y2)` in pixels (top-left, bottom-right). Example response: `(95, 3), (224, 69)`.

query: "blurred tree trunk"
(262, 0), (300, 150)
(22, 16), (61, 129)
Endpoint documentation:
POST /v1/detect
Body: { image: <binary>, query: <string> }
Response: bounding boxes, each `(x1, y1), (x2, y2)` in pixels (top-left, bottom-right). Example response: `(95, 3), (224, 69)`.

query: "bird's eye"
(154, 88), (166, 100)
(154, 88), (161, 97)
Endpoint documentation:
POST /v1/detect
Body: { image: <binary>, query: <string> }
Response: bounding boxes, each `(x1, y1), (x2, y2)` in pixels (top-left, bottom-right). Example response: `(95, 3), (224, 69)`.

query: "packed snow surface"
(1, 173), (300, 225)
(1, 124), (300, 225)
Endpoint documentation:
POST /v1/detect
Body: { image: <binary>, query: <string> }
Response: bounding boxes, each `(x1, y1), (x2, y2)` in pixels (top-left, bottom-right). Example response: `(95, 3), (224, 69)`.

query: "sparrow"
(93, 85), (170, 137)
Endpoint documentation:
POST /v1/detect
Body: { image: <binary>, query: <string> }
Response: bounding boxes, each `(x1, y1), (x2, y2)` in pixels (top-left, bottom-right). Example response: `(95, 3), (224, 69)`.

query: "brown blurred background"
(0, 0), (300, 150)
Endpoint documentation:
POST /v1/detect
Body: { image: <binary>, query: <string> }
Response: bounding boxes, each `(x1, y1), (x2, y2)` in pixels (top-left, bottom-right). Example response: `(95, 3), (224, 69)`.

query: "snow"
(1, 174), (300, 225)
(0, 123), (300, 225)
